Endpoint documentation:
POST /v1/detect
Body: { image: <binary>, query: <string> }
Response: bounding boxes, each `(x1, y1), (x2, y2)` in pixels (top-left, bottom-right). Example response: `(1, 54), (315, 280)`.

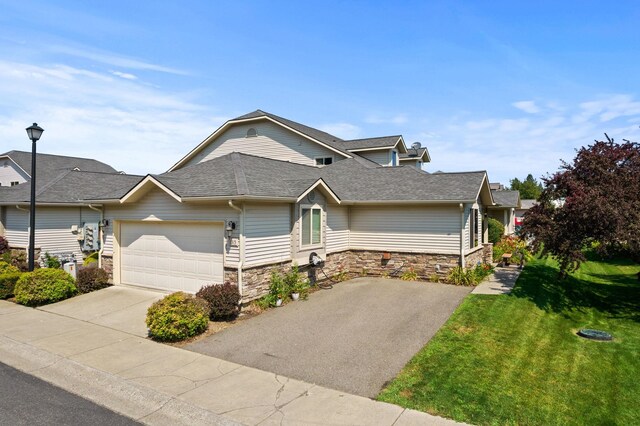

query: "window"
(391, 150), (398, 166)
(470, 208), (479, 249)
(10, 181), (19, 186)
(301, 206), (322, 246)
(246, 128), (258, 138)
(315, 157), (333, 166)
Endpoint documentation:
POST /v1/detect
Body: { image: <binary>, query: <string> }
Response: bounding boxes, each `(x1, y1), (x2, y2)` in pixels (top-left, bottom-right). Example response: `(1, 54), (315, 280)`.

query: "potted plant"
(269, 270), (287, 307)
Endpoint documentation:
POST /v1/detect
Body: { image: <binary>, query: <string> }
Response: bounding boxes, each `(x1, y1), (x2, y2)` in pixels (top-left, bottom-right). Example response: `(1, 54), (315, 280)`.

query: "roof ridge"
(344, 135), (402, 142)
(230, 153), (249, 195)
(36, 169), (73, 197)
(5, 150), (108, 163)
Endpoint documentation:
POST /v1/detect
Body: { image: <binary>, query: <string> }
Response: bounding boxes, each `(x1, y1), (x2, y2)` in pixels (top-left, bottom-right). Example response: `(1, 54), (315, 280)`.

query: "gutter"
(227, 200), (244, 300)
(88, 204), (104, 268)
(460, 203), (465, 268)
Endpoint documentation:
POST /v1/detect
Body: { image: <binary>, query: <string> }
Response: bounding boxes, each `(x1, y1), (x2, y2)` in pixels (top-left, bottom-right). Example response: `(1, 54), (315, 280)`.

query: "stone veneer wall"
(482, 243), (494, 264)
(101, 255), (113, 278)
(241, 261), (292, 302)
(464, 247), (484, 268)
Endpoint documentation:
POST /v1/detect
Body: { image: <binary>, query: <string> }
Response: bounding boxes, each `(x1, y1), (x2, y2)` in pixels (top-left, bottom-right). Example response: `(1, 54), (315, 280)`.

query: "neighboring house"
(79, 110), (495, 301)
(487, 189), (521, 235)
(0, 150), (141, 262)
(515, 199), (537, 227)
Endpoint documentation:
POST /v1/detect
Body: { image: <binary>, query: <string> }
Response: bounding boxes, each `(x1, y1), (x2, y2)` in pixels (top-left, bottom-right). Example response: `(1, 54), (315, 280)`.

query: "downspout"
(459, 203), (465, 268)
(228, 200), (244, 299)
(88, 204), (104, 268)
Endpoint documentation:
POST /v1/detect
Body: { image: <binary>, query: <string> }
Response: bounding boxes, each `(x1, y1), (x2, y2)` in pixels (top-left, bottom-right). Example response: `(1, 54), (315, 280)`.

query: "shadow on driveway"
(185, 278), (471, 398)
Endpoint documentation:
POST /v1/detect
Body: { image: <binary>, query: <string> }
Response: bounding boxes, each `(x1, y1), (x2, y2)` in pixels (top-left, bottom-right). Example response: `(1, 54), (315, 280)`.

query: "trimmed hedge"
(487, 217), (505, 244)
(76, 267), (110, 294)
(14, 268), (77, 306)
(196, 282), (240, 320)
(146, 292), (209, 341)
(0, 272), (21, 299)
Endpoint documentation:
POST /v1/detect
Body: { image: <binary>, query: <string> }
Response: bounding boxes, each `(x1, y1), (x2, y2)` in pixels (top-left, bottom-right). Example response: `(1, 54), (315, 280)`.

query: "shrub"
(269, 270), (288, 302)
(196, 282), (241, 320)
(146, 292), (209, 341)
(284, 264), (309, 299)
(0, 261), (21, 299)
(400, 268), (419, 281)
(493, 235), (533, 263)
(43, 252), (61, 269)
(2, 250), (30, 272)
(488, 218), (505, 244)
(14, 268), (77, 306)
(0, 236), (9, 255)
(76, 267), (110, 293)
(447, 266), (475, 286)
(428, 273), (440, 283)
(473, 263), (494, 282)
(83, 252), (99, 267)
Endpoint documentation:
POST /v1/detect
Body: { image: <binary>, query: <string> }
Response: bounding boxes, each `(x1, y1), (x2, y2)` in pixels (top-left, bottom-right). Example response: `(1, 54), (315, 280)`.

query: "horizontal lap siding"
(4, 206), (99, 259)
(244, 204), (290, 266)
(0, 162), (29, 187)
(188, 122), (341, 167)
(326, 205), (349, 253)
(104, 188), (240, 265)
(359, 150), (390, 166)
(350, 206), (460, 254)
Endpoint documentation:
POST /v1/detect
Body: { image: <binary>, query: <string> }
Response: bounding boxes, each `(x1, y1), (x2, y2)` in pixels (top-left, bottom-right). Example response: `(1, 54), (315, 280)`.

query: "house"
(487, 189), (521, 235)
(0, 150), (141, 262)
(515, 199), (536, 228)
(74, 110), (495, 301)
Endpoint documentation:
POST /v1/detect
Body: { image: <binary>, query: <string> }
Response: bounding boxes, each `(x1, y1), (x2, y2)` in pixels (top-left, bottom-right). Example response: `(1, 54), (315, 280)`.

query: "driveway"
(39, 286), (165, 337)
(185, 278), (471, 398)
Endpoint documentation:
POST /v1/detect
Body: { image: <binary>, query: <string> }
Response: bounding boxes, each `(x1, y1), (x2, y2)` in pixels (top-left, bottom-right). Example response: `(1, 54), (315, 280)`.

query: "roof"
(103, 152), (491, 204)
(0, 170), (143, 204)
(1, 150), (117, 177)
(519, 199), (537, 209)
(400, 147), (430, 162)
(341, 135), (403, 151)
(490, 189), (520, 208)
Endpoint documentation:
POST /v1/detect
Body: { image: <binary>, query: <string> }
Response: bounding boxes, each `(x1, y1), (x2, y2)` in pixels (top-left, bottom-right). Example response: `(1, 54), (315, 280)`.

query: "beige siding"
(4, 206), (99, 259)
(291, 191), (327, 265)
(0, 160), (29, 187)
(326, 205), (349, 253)
(103, 188), (240, 266)
(464, 202), (484, 254)
(350, 206), (460, 254)
(358, 149), (391, 166)
(187, 122), (343, 167)
(244, 203), (291, 267)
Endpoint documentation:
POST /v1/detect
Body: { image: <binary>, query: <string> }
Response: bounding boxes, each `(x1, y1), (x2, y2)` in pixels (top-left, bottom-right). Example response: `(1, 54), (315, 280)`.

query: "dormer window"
(315, 157), (333, 166)
(246, 128), (258, 138)
(391, 150), (398, 166)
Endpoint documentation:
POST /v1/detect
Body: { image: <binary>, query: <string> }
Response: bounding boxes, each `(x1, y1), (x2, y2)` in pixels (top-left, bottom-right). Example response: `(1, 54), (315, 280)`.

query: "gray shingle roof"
(519, 199), (537, 209)
(400, 147), (429, 160)
(1, 150), (117, 177)
(121, 152), (487, 203)
(341, 136), (402, 150)
(490, 190), (520, 207)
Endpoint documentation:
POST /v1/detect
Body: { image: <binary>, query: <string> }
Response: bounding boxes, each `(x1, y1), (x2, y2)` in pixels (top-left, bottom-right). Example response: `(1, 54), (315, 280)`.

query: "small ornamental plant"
(146, 292), (209, 341)
(196, 282), (241, 320)
(0, 261), (21, 299)
(76, 267), (110, 293)
(14, 268), (77, 306)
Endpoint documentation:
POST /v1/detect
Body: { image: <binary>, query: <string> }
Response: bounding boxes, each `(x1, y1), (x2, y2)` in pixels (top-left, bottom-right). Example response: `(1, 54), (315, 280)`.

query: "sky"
(0, 0), (638, 185)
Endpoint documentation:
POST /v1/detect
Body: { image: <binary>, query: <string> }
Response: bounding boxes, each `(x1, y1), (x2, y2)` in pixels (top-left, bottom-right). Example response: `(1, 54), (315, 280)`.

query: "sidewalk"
(472, 266), (522, 295)
(0, 299), (466, 426)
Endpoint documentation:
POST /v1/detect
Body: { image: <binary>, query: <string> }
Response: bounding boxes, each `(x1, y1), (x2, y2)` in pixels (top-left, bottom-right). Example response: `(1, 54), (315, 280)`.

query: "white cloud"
(424, 94), (640, 185)
(318, 122), (361, 140)
(0, 60), (216, 174)
(365, 114), (408, 125)
(512, 100), (540, 114)
(111, 70), (137, 80)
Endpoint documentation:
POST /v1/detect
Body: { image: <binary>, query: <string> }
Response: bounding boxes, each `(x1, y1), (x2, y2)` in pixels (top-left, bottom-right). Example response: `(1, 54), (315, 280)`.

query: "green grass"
(378, 255), (640, 425)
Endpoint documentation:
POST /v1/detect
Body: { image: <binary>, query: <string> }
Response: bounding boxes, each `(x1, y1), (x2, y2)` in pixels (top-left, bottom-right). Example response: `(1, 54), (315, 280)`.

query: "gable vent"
(246, 128), (258, 138)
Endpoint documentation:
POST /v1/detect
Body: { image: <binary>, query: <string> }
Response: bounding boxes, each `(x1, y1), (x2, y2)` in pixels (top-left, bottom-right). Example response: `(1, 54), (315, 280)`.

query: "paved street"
(0, 361), (138, 426)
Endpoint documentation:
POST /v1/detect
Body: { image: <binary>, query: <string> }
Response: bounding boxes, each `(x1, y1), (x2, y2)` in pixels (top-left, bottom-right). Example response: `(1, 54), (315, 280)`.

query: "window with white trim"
(470, 208), (479, 249)
(301, 205), (322, 246)
(315, 157), (333, 166)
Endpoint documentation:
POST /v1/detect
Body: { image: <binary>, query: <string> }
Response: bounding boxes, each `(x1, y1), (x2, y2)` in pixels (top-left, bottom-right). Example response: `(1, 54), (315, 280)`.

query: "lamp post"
(25, 123), (44, 271)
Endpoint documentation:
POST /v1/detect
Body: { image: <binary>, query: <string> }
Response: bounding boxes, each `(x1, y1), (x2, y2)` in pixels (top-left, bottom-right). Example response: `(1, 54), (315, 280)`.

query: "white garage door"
(120, 221), (224, 293)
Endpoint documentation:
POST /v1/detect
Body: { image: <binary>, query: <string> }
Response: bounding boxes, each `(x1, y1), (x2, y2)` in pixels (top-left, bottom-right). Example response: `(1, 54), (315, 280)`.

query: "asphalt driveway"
(185, 278), (471, 398)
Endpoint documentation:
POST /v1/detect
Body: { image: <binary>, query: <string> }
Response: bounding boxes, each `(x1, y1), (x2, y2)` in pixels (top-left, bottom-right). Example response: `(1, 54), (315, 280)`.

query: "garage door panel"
(120, 222), (223, 293)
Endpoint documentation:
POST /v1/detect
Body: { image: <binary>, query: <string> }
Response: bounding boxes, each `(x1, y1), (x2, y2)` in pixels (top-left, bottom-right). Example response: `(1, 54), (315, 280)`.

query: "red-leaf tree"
(521, 137), (640, 273)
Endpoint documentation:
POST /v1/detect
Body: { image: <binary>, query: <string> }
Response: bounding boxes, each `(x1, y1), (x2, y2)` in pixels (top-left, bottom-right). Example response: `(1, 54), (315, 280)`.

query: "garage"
(119, 221), (224, 293)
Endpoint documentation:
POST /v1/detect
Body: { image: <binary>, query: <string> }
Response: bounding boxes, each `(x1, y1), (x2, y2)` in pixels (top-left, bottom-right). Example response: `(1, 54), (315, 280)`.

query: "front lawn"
(378, 255), (640, 425)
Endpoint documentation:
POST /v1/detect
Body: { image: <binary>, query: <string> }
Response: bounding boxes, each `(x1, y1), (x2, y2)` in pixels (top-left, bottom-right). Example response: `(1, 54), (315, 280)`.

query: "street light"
(25, 123), (44, 271)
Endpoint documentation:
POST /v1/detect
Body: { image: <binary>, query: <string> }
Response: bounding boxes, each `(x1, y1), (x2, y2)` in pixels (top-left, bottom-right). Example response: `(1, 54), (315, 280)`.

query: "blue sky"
(0, 0), (638, 185)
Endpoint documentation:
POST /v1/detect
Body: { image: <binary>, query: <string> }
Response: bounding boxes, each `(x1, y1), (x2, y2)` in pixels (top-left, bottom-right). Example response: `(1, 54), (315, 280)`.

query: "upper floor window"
(246, 128), (258, 138)
(391, 150), (398, 166)
(315, 157), (333, 166)
(301, 206), (322, 247)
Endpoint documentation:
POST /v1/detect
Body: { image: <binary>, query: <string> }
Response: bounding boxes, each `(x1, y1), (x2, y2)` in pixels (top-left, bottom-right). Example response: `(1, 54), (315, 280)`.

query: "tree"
(522, 137), (640, 274)
(510, 174), (543, 199)
(487, 218), (504, 244)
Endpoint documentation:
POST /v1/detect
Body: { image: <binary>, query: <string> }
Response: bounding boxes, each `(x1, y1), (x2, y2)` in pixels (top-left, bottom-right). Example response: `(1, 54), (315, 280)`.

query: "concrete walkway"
(472, 266), (522, 295)
(0, 291), (467, 426)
